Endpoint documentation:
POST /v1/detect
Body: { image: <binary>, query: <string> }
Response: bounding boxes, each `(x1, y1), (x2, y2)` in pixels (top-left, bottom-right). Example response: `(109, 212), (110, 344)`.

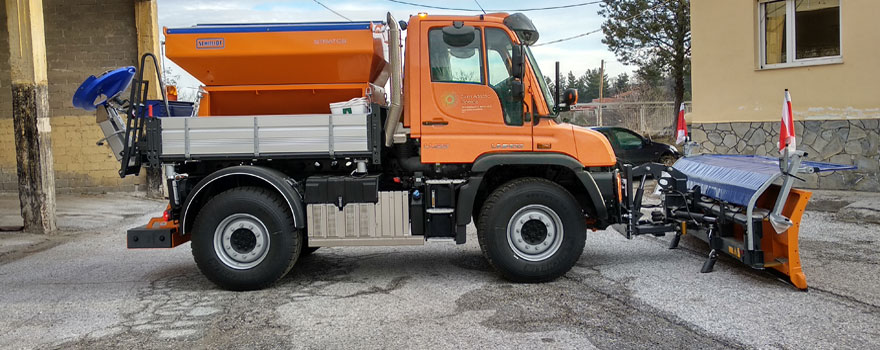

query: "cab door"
(418, 23), (531, 164)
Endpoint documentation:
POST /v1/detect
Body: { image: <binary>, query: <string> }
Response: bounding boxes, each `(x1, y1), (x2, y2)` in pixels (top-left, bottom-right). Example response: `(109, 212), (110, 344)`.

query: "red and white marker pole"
(780, 89), (796, 153)
(675, 102), (688, 145)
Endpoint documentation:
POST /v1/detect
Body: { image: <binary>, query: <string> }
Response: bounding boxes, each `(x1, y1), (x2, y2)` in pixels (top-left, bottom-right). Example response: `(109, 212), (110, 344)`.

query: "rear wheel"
(191, 187), (301, 291)
(477, 178), (586, 282)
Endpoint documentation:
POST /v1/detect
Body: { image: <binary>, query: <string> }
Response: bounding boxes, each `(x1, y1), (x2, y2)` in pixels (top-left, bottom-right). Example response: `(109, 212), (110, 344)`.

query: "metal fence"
(561, 101), (692, 137)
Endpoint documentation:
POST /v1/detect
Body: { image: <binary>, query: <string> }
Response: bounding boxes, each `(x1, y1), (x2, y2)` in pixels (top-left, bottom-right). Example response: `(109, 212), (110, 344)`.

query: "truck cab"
(403, 13), (615, 168)
(76, 12), (624, 291)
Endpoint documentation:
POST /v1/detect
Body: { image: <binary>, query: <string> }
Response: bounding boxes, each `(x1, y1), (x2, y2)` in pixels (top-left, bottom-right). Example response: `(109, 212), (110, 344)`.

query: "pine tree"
(599, 0), (690, 130)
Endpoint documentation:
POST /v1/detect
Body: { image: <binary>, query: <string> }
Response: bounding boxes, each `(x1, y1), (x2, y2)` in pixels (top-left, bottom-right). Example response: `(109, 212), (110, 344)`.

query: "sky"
(156, 0), (636, 99)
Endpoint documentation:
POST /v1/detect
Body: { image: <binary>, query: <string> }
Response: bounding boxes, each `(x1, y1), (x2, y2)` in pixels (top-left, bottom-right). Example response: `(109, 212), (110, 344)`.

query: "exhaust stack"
(383, 12), (404, 147)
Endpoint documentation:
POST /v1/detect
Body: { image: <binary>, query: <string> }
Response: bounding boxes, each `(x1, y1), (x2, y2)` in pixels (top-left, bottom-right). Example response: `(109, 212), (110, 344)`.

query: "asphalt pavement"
(0, 191), (878, 349)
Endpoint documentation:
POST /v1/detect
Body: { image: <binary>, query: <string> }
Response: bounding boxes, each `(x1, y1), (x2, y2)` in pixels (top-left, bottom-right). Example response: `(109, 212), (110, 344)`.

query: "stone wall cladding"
(690, 119), (880, 191)
(0, 0), (145, 194)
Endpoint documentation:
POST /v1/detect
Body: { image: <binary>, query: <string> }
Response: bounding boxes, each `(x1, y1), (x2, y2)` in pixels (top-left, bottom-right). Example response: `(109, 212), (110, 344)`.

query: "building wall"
(691, 0), (880, 123)
(689, 0), (879, 191)
(0, 0), (146, 194)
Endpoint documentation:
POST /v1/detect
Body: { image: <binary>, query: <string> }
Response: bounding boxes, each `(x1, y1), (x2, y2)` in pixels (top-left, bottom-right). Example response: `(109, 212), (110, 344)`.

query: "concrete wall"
(0, 0), (146, 193)
(689, 0), (879, 191)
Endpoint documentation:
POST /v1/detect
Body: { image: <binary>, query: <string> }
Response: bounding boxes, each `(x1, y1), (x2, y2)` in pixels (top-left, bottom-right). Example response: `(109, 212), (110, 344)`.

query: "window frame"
(758, 0), (843, 70)
(484, 26), (524, 126)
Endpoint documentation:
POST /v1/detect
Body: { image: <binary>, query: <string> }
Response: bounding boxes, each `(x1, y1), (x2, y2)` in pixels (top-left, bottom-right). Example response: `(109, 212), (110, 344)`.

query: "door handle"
(422, 120), (449, 126)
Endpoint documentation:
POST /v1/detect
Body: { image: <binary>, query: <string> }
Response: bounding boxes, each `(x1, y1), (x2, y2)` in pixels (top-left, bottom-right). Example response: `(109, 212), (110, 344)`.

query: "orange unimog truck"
(75, 11), (827, 291)
(111, 12), (622, 290)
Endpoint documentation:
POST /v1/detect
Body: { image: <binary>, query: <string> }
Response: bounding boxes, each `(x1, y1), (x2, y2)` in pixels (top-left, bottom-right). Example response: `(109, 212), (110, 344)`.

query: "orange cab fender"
(180, 166), (305, 235)
(457, 153), (609, 226)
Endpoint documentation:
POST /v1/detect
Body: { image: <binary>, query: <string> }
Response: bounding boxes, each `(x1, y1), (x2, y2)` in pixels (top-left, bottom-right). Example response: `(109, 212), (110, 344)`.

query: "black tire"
(191, 187), (301, 291)
(477, 177), (586, 282)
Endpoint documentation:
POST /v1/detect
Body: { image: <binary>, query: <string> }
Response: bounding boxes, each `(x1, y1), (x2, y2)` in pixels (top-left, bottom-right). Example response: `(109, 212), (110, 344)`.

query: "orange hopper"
(164, 22), (389, 116)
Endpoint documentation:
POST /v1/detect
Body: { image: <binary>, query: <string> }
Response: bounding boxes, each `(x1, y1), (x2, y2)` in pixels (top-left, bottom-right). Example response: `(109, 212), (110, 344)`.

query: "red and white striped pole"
(779, 89), (796, 153)
(675, 103), (688, 145)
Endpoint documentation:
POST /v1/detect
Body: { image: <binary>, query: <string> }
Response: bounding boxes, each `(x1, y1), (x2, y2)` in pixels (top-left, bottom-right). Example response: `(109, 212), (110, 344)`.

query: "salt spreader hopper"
(163, 21), (389, 116)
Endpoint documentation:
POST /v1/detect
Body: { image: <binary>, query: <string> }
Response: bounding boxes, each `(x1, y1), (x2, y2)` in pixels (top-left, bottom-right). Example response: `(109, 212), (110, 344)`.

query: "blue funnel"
(72, 66), (136, 111)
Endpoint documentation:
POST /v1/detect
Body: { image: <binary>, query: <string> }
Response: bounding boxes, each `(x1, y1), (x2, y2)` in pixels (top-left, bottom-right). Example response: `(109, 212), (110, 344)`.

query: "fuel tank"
(164, 21), (389, 115)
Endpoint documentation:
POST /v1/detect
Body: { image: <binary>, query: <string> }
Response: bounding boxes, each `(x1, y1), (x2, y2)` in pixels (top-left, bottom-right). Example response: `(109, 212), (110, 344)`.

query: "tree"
(565, 71), (578, 92)
(579, 68), (607, 102)
(634, 61), (664, 90)
(599, 0), (690, 131)
(611, 73), (630, 96)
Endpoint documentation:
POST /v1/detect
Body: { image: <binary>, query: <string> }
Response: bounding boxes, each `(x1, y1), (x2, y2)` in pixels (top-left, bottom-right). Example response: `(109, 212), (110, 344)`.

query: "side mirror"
(562, 88), (578, 107)
(511, 44), (524, 80)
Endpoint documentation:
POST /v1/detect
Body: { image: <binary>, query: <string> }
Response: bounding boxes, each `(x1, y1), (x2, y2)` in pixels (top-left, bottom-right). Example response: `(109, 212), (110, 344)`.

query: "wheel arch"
(181, 166), (305, 235)
(458, 153), (609, 228)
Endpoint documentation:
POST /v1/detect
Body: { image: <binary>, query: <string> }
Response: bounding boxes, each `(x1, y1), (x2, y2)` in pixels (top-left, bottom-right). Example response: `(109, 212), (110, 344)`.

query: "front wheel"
(477, 178), (586, 282)
(191, 187), (301, 291)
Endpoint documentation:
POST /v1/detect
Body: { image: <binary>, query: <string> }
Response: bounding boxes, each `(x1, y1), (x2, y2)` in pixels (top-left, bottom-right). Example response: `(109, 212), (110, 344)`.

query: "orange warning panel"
(756, 186), (812, 290)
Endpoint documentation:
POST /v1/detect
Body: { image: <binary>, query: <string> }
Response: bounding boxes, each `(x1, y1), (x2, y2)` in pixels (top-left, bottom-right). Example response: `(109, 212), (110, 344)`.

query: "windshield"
(525, 46), (555, 116)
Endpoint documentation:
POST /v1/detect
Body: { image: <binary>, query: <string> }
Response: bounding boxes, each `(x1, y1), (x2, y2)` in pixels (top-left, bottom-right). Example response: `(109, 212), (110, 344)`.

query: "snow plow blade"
(617, 152), (855, 290)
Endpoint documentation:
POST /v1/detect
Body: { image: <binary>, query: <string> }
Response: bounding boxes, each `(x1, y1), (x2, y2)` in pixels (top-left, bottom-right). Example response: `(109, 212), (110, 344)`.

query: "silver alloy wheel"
(506, 204), (564, 262)
(213, 213), (271, 270)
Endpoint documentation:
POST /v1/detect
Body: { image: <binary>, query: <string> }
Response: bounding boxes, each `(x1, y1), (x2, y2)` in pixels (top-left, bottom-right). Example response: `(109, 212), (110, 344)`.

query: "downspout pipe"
(383, 12), (403, 147)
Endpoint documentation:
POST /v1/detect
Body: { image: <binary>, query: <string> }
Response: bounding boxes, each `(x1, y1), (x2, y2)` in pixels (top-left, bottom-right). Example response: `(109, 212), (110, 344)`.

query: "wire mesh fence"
(561, 101), (692, 137)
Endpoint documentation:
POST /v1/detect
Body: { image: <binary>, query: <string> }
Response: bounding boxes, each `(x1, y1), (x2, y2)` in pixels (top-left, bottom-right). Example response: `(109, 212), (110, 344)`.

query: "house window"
(759, 0), (841, 69)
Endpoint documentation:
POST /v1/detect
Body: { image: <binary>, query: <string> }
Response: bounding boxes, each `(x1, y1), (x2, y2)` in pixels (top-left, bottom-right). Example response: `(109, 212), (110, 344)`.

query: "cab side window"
(485, 28), (523, 126)
(429, 28), (483, 84)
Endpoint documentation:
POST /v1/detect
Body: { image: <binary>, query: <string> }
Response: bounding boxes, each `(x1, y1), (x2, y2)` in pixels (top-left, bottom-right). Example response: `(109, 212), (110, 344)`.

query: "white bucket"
(329, 97), (370, 115)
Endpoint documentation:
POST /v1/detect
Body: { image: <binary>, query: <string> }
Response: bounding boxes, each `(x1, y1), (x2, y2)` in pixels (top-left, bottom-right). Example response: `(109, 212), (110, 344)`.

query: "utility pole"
(5, 0), (56, 233)
(598, 59), (605, 126)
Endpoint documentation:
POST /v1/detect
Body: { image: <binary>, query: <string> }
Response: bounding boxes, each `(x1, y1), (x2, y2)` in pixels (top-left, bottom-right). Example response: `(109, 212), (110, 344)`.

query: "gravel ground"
(0, 192), (878, 349)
